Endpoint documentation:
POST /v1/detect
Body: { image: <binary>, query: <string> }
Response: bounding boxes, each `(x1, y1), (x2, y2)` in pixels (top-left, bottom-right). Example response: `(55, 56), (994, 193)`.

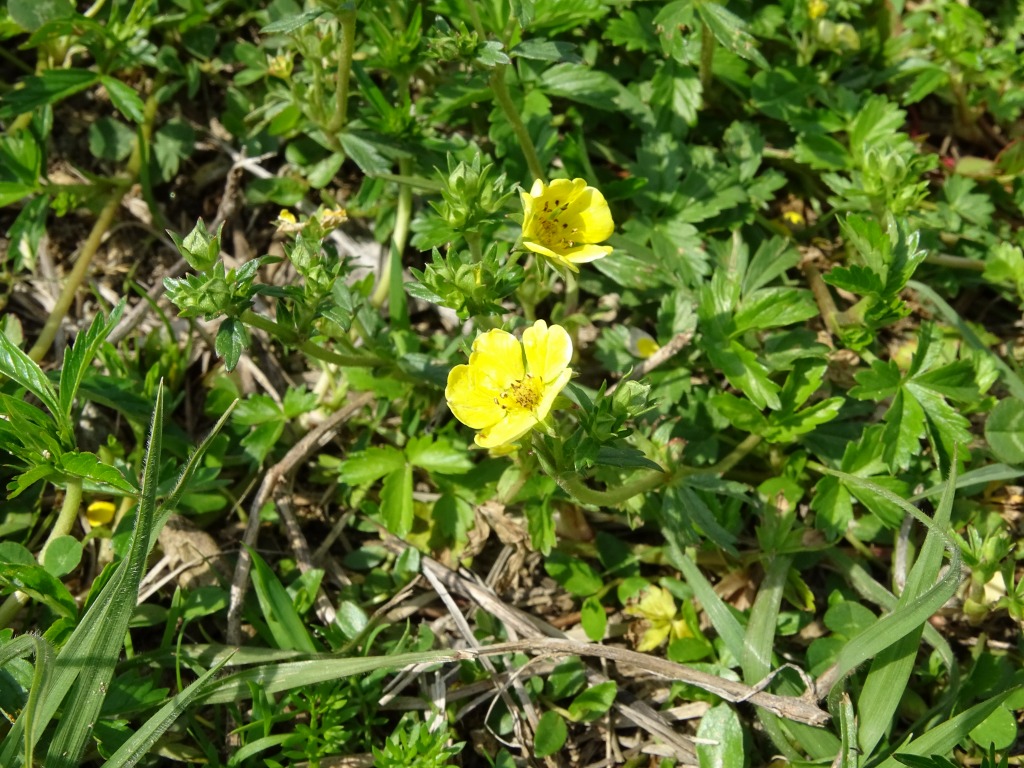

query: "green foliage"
(2, 0), (1023, 764)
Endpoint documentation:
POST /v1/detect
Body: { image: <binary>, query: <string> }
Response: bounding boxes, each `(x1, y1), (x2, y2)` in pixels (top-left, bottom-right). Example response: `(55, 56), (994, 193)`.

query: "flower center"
(535, 198), (578, 249)
(496, 374), (542, 413)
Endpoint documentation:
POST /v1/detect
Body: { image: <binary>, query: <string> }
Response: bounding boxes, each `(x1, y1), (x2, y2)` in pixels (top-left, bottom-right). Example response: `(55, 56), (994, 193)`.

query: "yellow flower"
(86, 500), (116, 527)
(808, 0), (828, 19)
(625, 585), (691, 653)
(521, 178), (614, 271)
(445, 320), (573, 449)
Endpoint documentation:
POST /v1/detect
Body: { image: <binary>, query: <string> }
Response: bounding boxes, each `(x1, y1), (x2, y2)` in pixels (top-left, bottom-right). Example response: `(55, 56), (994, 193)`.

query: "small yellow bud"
(808, 0), (828, 19)
(275, 210), (304, 233)
(782, 210), (806, 228)
(86, 500), (116, 527)
(317, 207), (348, 232)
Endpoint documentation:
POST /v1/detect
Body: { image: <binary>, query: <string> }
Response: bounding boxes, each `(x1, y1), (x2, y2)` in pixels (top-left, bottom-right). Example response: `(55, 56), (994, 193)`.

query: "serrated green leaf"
(99, 77), (145, 123)
(60, 452), (138, 494)
(734, 287), (818, 332)
(339, 446), (406, 485)
(695, 2), (767, 69)
(0, 69), (98, 119)
(510, 39), (581, 62)
(0, 331), (64, 439)
(405, 435), (472, 474)
(540, 63), (622, 110)
(259, 9), (325, 33)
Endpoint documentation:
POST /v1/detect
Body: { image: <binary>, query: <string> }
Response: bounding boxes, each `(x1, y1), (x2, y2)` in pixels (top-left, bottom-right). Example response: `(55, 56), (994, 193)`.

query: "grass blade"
(248, 546), (318, 653)
(871, 688), (1020, 768)
(101, 652), (230, 768)
(815, 462), (961, 702)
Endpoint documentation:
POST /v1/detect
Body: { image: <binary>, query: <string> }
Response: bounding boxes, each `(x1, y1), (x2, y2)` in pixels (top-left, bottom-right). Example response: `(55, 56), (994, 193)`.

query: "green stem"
(556, 468), (673, 507)
(240, 310), (382, 367)
(0, 477), (83, 628)
(563, 269), (579, 317)
(924, 253), (986, 272)
(28, 92), (158, 362)
(464, 0), (488, 38)
(707, 433), (763, 476)
(802, 261), (844, 338)
(326, 9), (357, 135)
(490, 66), (546, 183)
(700, 21), (716, 101)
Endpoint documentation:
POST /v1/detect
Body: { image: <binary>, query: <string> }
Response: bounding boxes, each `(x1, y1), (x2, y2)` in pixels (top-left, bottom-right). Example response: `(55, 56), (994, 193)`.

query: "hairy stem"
(240, 309), (382, 368)
(700, 22), (716, 101)
(490, 66), (546, 183)
(326, 8), (357, 135)
(556, 468), (673, 507)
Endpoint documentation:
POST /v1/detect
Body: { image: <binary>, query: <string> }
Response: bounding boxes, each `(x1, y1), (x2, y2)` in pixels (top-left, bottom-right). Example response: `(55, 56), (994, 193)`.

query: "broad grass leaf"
(247, 547), (318, 654)
(696, 703), (745, 768)
(874, 689), (1020, 768)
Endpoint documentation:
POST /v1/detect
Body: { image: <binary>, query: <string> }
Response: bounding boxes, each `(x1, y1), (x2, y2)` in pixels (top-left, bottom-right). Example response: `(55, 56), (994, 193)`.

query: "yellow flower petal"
(445, 365), (504, 429)
(475, 411), (537, 449)
(522, 320), (572, 385)
(86, 500), (116, 526)
(468, 329), (524, 389)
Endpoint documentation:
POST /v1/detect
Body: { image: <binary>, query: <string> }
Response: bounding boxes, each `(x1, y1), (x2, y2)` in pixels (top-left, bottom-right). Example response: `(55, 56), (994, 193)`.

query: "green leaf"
(705, 341), (781, 410)
(968, 705), (1017, 750)
(259, 9), (325, 33)
(540, 63), (622, 111)
(100, 655), (229, 768)
(734, 287), (818, 332)
(580, 595), (606, 642)
(405, 435), (472, 474)
(0, 562), (77, 618)
(88, 117), (136, 162)
(60, 452), (138, 494)
(0, 330), (66, 441)
(99, 77), (145, 123)
(695, 1), (768, 69)
(380, 465), (414, 537)
(340, 446), (406, 485)
(0, 181), (38, 206)
(544, 551), (602, 597)
(58, 299), (125, 428)
(594, 445), (663, 470)
(248, 547), (317, 653)
(8, 0), (75, 31)
(533, 711), (567, 758)
(215, 318), (248, 372)
(794, 133), (851, 171)
(876, 689), (1019, 768)
(568, 680), (616, 722)
(510, 39), (581, 63)
(850, 360), (902, 400)
(985, 398), (1024, 465)
(41, 536), (82, 579)
(0, 69), (99, 120)
(696, 703), (746, 768)
(4, 387), (167, 768)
